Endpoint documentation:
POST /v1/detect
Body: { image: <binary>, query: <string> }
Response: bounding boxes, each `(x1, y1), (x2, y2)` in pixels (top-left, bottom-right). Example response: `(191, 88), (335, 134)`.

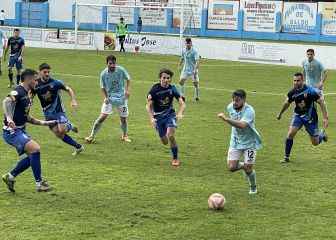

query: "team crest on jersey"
(42, 91), (52, 101)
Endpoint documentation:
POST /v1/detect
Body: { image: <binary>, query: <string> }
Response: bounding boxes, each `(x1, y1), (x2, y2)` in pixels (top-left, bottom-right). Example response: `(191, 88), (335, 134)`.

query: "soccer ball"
(208, 193), (225, 210)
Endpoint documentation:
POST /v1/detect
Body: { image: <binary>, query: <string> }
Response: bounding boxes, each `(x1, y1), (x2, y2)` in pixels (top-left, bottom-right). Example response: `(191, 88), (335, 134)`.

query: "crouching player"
(2, 69), (56, 192)
(146, 68), (186, 166)
(218, 90), (262, 194)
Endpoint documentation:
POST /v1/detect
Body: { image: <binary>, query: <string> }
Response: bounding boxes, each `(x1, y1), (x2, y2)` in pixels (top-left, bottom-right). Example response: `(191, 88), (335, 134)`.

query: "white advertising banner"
(137, 0), (168, 26)
(116, 34), (180, 54)
(49, 0), (74, 22)
(239, 41), (286, 63)
(282, 2), (317, 34)
(2, 0), (16, 19)
(108, 0), (135, 24)
(207, 0), (239, 30)
(241, 0), (282, 32)
(173, 0), (202, 28)
(319, 2), (336, 36)
(0, 26), (104, 50)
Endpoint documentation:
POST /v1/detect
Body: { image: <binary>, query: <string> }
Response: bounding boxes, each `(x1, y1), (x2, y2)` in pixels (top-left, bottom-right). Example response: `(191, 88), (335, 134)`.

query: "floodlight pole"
(74, 0), (78, 49)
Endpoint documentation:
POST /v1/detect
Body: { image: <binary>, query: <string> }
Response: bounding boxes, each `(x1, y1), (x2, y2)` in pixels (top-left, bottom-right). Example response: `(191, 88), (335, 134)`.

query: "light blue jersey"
(227, 103), (262, 150)
(100, 66), (130, 104)
(302, 59), (325, 87)
(181, 47), (199, 75)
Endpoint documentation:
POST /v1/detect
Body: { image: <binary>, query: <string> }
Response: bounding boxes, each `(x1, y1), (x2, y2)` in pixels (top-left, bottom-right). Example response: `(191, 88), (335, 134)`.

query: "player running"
(218, 89), (261, 195)
(179, 38), (200, 101)
(2, 69), (56, 192)
(146, 68), (186, 166)
(85, 55), (131, 143)
(4, 28), (25, 88)
(277, 72), (328, 163)
(302, 49), (327, 92)
(0, 28), (6, 75)
(33, 63), (83, 156)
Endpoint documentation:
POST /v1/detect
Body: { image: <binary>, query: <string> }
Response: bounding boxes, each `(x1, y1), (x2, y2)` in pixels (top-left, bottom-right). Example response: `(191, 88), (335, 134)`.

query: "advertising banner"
(241, 0), (282, 32)
(116, 34), (180, 54)
(282, 2), (317, 34)
(137, 0), (168, 26)
(239, 41), (286, 63)
(173, 0), (202, 28)
(108, 0), (135, 24)
(207, 0), (239, 30)
(319, 2), (336, 36)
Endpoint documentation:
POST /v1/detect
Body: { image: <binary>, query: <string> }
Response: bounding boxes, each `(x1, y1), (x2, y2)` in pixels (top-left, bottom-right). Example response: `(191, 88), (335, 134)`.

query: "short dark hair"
(106, 55), (116, 64)
(185, 38), (192, 44)
(14, 28), (20, 32)
(21, 69), (37, 82)
(232, 89), (246, 99)
(307, 49), (314, 54)
(294, 72), (304, 78)
(159, 68), (174, 78)
(39, 63), (51, 71)
(120, 17), (124, 21)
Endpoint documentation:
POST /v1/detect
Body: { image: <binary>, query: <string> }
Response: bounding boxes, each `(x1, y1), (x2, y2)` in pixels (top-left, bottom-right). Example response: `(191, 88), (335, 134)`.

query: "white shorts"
(101, 102), (129, 117)
(180, 71), (199, 82)
(227, 148), (257, 165)
(0, 48), (3, 58)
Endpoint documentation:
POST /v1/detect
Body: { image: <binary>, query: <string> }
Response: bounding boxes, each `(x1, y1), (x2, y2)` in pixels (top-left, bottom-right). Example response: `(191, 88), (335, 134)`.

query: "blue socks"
(11, 152), (42, 182)
(285, 138), (293, 158)
(171, 146), (178, 159)
(30, 152), (42, 182)
(62, 134), (81, 149)
(11, 155), (31, 177)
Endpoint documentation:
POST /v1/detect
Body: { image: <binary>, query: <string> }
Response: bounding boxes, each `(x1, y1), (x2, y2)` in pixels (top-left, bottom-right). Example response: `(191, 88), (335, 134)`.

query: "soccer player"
(146, 68), (186, 166)
(33, 63), (83, 156)
(179, 38), (200, 101)
(4, 28), (25, 88)
(2, 69), (56, 192)
(0, 28), (6, 75)
(116, 17), (128, 52)
(218, 89), (261, 195)
(85, 55), (131, 143)
(277, 72), (328, 163)
(302, 49), (327, 91)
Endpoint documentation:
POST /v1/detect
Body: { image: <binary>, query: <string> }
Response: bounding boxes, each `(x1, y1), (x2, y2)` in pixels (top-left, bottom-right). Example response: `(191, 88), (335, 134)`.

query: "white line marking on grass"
(55, 72), (335, 97)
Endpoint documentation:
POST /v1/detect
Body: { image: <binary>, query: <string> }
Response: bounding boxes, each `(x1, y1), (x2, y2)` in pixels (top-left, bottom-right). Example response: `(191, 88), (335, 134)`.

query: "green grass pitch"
(0, 48), (335, 240)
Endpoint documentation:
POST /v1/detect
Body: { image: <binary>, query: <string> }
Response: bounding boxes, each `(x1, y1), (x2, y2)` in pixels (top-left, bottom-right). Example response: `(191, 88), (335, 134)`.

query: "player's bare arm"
(277, 98), (291, 120)
(176, 97), (185, 120)
(317, 97), (328, 129)
(101, 88), (109, 104)
(64, 85), (78, 109)
(217, 113), (248, 129)
(125, 79), (131, 99)
(27, 115), (56, 127)
(3, 96), (16, 128)
(146, 95), (156, 128)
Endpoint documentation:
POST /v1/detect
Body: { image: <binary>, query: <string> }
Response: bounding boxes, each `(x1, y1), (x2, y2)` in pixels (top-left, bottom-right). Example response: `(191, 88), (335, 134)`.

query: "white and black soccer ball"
(208, 193), (225, 210)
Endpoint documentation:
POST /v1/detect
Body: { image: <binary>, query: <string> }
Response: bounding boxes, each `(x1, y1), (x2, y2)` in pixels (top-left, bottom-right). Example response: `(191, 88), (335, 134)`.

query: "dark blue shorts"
(45, 112), (72, 131)
(8, 56), (23, 70)
(155, 115), (177, 138)
(3, 128), (31, 155)
(291, 114), (319, 137)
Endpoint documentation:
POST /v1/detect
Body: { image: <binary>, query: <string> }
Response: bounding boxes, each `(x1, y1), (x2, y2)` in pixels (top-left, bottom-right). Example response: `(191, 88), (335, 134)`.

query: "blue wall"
(5, 1), (336, 44)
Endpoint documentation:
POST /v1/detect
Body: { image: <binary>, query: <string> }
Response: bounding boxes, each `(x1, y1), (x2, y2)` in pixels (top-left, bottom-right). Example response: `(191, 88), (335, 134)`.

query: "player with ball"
(218, 90), (262, 195)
